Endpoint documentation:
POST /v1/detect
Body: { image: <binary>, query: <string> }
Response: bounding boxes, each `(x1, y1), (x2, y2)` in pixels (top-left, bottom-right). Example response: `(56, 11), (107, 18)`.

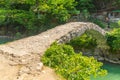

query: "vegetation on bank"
(41, 28), (120, 79)
(0, 0), (120, 36)
(68, 29), (120, 54)
(106, 28), (120, 52)
(0, 0), (77, 36)
(0, 0), (120, 79)
(67, 30), (109, 50)
(42, 43), (107, 80)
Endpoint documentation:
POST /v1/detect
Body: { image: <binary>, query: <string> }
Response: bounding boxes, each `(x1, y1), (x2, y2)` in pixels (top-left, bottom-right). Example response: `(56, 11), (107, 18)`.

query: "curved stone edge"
(0, 22), (107, 76)
(57, 22), (107, 43)
(0, 22), (107, 65)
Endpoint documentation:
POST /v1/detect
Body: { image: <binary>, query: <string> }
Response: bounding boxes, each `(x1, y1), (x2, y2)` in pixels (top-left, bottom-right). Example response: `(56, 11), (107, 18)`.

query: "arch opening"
(59, 29), (109, 57)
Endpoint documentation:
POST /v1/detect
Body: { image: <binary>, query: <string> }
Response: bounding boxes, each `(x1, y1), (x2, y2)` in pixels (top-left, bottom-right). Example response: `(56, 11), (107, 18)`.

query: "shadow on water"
(91, 61), (120, 80)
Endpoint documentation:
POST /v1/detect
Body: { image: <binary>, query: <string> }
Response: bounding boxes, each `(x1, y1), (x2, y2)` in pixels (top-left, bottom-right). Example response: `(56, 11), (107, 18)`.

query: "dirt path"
(0, 54), (61, 80)
(0, 54), (19, 80)
(18, 67), (62, 80)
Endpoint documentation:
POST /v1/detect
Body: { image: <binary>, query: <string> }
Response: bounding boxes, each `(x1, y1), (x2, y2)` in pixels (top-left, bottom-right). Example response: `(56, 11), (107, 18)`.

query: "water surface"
(0, 37), (13, 44)
(92, 61), (120, 80)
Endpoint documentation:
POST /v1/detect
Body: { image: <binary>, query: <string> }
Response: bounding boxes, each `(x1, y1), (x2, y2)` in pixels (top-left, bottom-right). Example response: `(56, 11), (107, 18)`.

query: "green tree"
(42, 43), (107, 80)
(0, 0), (77, 35)
(75, 0), (94, 12)
(36, 0), (77, 22)
(106, 28), (120, 51)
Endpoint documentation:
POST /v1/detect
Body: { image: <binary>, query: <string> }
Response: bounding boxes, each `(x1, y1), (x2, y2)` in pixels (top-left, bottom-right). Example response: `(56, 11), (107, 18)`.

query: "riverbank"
(79, 48), (120, 64)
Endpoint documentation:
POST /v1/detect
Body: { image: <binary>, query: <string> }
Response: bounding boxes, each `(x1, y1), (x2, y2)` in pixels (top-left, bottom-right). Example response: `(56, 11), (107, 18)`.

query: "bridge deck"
(0, 22), (106, 64)
(0, 22), (80, 56)
(0, 22), (107, 79)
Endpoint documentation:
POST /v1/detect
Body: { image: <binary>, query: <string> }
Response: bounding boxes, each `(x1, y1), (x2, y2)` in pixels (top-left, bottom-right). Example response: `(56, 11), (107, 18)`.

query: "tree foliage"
(68, 30), (109, 52)
(0, 0), (120, 36)
(42, 43), (107, 80)
(67, 33), (97, 50)
(75, 0), (94, 12)
(0, 0), (77, 35)
(106, 28), (120, 51)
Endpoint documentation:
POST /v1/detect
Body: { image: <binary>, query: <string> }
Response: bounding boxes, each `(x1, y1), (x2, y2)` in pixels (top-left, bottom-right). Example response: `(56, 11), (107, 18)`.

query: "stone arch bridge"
(0, 22), (107, 75)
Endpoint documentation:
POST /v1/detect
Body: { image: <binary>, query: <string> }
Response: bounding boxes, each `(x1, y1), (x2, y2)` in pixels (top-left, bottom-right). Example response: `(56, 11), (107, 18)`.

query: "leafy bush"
(41, 43), (107, 80)
(117, 20), (120, 27)
(110, 22), (120, 29)
(42, 43), (74, 67)
(38, 0), (77, 22)
(106, 28), (120, 51)
(0, 0), (78, 35)
(75, 0), (95, 12)
(68, 30), (109, 52)
(0, 9), (39, 33)
(0, 9), (6, 24)
(67, 33), (97, 50)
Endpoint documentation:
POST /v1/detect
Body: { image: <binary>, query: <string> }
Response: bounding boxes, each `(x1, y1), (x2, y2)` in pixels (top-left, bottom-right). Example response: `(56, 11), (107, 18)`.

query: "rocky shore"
(81, 49), (120, 64)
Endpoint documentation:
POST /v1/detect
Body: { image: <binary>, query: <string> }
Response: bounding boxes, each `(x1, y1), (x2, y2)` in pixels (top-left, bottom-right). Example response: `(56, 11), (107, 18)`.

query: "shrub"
(68, 30), (109, 51)
(110, 22), (120, 29)
(0, 0), (78, 35)
(75, 0), (95, 12)
(106, 28), (120, 51)
(117, 20), (120, 27)
(41, 43), (107, 80)
(67, 33), (97, 50)
(42, 43), (75, 67)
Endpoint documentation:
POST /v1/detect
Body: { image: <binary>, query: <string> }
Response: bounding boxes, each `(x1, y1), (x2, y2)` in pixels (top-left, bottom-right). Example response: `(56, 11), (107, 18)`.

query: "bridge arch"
(0, 22), (107, 65)
(57, 22), (107, 44)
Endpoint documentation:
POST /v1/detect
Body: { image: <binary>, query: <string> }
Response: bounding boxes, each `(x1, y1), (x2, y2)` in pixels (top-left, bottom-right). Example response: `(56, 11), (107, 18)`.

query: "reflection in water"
(91, 61), (120, 80)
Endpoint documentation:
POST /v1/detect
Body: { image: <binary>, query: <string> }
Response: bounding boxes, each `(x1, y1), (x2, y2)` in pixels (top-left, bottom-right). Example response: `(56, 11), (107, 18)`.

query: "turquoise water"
(0, 37), (13, 44)
(92, 62), (120, 80)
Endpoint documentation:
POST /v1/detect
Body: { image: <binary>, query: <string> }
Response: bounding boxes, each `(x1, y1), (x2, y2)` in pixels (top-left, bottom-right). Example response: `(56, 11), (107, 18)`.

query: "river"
(91, 61), (120, 80)
(0, 37), (13, 44)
